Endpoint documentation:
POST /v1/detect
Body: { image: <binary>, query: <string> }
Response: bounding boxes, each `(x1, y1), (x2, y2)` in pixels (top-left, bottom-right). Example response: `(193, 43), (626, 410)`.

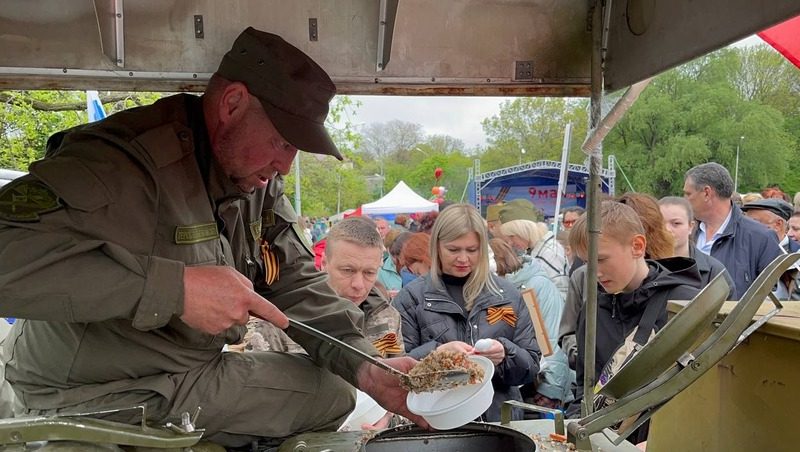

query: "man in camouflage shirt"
(0, 28), (423, 447)
(243, 217), (404, 358)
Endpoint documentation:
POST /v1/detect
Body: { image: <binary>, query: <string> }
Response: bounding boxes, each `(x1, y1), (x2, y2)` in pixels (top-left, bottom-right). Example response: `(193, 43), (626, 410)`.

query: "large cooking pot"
(364, 422), (536, 452)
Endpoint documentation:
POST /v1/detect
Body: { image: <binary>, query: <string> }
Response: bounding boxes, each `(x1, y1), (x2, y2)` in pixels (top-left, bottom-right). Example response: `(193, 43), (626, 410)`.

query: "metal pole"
(336, 171), (342, 215)
(379, 158), (385, 197)
(552, 123), (573, 236)
(459, 167), (471, 203)
(734, 143), (739, 193)
(582, 0), (605, 418)
(579, 0), (650, 419)
(294, 153), (301, 216)
(734, 136), (744, 193)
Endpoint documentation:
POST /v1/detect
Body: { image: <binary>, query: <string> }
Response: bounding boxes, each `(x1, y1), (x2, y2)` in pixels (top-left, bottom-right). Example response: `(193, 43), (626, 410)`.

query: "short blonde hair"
(429, 204), (500, 310)
(570, 201), (646, 257)
(325, 217), (383, 257)
(499, 220), (546, 248)
(741, 192), (763, 205)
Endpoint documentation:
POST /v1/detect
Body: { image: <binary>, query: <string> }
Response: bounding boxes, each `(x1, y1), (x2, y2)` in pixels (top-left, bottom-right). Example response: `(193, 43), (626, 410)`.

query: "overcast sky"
(346, 36), (767, 150)
(350, 96), (508, 150)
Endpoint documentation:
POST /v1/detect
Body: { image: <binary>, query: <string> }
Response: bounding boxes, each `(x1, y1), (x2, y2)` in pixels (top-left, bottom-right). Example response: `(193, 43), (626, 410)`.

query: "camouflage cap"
(499, 198), (541, 223)
(216, 27), (342, 160)
(485, 203), (505, 222)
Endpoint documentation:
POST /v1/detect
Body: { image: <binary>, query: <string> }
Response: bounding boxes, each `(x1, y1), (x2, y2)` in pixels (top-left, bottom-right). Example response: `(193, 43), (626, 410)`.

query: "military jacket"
(359, 289), (405, 358)
(0, 94), (375, 410)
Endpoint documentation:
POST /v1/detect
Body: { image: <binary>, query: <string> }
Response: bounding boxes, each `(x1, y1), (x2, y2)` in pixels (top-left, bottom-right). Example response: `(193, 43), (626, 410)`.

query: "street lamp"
(336, 161), (353, 215)
(519, 147), (526, 165)
(294, 153), (302, 216)
(734, 135), (744, 193)
(379, 158), (385, 197)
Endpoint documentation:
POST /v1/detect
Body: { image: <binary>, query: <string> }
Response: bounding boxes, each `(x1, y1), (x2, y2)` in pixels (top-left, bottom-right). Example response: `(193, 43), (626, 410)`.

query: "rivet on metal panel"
(194, 15), (204, 39)
(514, 61), (535, 81)
(309, 18), (318, 41)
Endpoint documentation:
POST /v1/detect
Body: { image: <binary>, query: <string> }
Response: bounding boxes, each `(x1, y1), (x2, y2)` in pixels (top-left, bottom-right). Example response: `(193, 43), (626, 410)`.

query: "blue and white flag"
(86, 90), (107, 123)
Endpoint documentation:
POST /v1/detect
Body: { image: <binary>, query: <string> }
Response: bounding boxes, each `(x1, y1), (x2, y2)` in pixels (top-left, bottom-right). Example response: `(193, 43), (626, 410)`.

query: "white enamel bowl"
(406, 355), (495, 430)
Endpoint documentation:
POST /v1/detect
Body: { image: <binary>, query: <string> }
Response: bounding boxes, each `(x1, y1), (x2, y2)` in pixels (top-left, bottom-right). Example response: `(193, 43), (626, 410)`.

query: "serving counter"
(647, 301), (800, 451)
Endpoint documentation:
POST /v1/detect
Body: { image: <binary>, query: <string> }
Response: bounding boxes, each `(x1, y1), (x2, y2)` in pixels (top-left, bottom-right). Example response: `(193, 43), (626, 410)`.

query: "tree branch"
(0, 93), (134, 112)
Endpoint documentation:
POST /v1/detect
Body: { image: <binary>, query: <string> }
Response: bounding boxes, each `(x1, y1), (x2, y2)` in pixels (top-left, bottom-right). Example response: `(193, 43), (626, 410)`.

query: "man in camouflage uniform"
(245, 216), (404, 359)
(323, 217), (404, 358)
(0, 28), (424, 447)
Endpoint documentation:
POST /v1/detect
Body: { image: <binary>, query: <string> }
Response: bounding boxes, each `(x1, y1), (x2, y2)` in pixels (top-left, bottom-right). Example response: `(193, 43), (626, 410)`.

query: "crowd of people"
(1, 24), (798, 449)
(246, 160), (800, 440)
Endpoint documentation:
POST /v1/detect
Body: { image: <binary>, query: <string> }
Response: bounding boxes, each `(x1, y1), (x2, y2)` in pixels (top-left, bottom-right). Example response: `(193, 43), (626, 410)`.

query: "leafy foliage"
(480, 97), (589, 171)
(608, 46), (798, 197)
(0, 91), (161, 170)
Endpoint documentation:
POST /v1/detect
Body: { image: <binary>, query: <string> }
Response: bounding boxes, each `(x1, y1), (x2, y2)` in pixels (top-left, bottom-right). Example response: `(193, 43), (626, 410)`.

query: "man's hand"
(181, 266), (288, 334)
(356, 357), (430, 429)
(361, 412), (393, 431)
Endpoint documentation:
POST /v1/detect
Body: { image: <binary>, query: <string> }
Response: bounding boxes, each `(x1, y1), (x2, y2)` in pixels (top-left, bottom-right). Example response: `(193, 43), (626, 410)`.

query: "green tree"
(0, 90), (161, 170)
(479, 97), (589, 172)
(383, 152), (472, 204)
(371, 128), (472, 203)
(607, 47), (797, 197)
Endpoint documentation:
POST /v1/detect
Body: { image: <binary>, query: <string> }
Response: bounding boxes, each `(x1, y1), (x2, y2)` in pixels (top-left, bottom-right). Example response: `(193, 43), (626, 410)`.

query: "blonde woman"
(393, 204), (540, 422)
(500, 219), (569, 300)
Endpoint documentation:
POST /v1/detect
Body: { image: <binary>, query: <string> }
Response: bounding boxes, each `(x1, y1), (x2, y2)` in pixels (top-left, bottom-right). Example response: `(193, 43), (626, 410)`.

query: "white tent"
(361, 181), (439, 216)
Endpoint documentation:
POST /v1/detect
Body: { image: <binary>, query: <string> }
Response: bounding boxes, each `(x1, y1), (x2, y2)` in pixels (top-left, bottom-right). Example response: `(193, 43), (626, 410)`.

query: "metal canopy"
(0, 0), (797, 95)
(604, 0), (800, 90)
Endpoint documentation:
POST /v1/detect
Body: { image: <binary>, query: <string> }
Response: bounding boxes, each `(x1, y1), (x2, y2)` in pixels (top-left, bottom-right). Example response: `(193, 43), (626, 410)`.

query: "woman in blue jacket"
(393, 204), (541, 421)
(490, 238), (574, 409)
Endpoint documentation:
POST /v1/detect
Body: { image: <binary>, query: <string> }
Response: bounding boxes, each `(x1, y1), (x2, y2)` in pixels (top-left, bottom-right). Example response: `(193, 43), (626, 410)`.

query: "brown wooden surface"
(521, 289), (553, 357)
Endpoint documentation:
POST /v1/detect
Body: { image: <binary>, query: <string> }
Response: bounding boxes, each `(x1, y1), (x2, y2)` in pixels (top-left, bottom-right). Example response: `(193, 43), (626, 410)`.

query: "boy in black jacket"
(567, 201), (701, 441)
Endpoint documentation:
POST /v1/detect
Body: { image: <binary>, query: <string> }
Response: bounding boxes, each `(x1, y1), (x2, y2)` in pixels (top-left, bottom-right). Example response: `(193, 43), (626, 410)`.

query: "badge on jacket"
(0, 179), (63, 222)
(174, 222), (219, 244)
(487, 306), (517, 327)
(372, 332), (402, 356)
(261, 239), (280, 285)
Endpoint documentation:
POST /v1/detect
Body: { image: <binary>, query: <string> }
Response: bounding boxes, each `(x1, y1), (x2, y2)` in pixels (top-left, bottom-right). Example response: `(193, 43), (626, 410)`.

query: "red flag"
(758, 14), (800, 69)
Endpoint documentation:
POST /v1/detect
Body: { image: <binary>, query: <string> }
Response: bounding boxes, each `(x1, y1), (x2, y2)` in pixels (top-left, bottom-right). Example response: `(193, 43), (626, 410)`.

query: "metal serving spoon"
(287, 318), (472, 392)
